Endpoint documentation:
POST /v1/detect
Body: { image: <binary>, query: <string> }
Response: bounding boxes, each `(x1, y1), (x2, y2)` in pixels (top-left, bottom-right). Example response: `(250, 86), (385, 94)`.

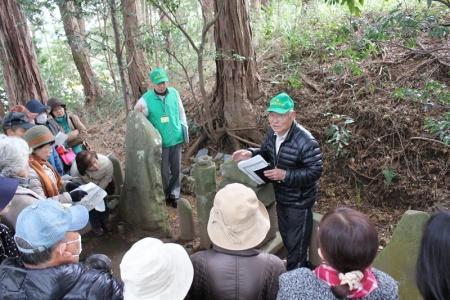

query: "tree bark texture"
(201, 0), (215, 48)
(0, 0), (48, 106)
(251, 0), (261, 11)
(213, 0), (262, 143)
(110, 0), (132, 112)
(59, 0), (103, 106)
(160, 13), (173, 66)
(122, 0), (152, 101)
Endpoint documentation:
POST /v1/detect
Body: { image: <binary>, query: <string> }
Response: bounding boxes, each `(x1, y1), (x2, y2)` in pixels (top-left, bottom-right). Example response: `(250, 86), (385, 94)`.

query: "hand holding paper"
(263, 168), (286, 181)
(237, 155), (273, 185)
(72, 182), (107, 212)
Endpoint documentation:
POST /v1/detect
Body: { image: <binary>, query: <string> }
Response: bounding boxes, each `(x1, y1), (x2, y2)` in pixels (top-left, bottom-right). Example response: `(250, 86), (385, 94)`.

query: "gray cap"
(2, 112), (34, 130)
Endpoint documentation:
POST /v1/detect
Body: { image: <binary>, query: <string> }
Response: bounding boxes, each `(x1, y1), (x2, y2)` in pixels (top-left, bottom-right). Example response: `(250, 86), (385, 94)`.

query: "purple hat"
(0, 176), (19, 210)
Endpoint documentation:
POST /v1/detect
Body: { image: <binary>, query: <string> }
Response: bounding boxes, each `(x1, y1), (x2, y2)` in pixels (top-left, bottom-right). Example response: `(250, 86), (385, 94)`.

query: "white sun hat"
(207, 183), (270, 251)
(120, 237), (194, 300)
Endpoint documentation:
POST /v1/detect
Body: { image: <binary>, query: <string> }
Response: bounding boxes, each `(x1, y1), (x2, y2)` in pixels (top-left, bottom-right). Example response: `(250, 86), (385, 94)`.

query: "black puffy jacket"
(251, 121), (323, 208)
(0, 257), (123, 300)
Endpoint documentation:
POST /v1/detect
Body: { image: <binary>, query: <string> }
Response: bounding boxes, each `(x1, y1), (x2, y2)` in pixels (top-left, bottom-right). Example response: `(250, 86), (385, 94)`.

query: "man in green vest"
(134, 68), (188, 208)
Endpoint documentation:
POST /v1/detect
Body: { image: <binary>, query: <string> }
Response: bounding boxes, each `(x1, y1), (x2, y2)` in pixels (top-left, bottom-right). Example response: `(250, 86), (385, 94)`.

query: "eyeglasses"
(268, 112), (291, 121)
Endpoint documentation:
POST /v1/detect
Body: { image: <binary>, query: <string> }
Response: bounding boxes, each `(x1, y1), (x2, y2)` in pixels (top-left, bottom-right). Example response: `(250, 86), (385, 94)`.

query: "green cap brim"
(267, 107), (292, 114)
(152, 76), (169, 85)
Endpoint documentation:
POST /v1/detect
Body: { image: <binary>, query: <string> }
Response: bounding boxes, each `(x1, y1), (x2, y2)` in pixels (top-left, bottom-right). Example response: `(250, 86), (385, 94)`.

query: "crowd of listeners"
(0, 98), (448, 300)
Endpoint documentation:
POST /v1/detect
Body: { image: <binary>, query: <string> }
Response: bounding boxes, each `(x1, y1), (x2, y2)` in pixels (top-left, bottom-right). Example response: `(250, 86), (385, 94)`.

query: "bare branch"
(410, 137), (450, 148)
(226, 129), (261, 147)
(165, 49), (198, 104)
(431, 0), (450, 9)
(149, 0), (199, 53)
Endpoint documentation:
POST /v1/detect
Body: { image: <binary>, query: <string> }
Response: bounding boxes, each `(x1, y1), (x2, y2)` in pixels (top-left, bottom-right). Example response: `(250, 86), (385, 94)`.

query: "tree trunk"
(74, 1), (89, 60)
(261, 0), (269, 7)
(201, 0), (215, 48)
(148, 5), (160, 65)
(96, 9), (119, 96)
(160, 13), (172, 66)
(251, 0), (261, 11)
(122, 0), (151, 101)
(110, 0), (132, 112)
(212, 0), (262, 143)
(0, 0), (48, 106)
(58, 0), (103, 106)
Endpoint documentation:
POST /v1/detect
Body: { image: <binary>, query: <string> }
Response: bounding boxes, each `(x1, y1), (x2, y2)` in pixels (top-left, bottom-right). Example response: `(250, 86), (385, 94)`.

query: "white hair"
(0, 136), (31, 177)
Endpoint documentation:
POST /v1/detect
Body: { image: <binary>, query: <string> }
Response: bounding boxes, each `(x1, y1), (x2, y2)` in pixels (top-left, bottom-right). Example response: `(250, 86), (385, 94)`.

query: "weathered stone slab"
(177, 198), (195, 241)
(219, 160), (276, 207)
(192, 156), (216, 249)
(262, 231), (283, 255)
(213, 152), (224, 162)
(223, 154), (232, 162)
(119, 111), (170, 235)
(195, 148), (209, 159)
(374, 210), (429, 300)
(181, 174), (195, 195)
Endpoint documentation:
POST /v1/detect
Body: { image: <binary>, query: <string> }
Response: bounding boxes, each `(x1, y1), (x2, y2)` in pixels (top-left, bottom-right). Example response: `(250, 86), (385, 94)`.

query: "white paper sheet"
(73, 182), (107, 212)
(54, 132), (68, 146)
(237, 155), (269, 185)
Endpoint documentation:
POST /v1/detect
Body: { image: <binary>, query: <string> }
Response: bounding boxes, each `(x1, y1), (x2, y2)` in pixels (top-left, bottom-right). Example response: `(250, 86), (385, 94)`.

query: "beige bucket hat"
(120, 238), (194, 300)
(207, 183), (270, 251)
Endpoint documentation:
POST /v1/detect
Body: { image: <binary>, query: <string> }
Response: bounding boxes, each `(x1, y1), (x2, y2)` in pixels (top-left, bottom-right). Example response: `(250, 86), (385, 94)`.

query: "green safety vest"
(143, 87), (184, 148)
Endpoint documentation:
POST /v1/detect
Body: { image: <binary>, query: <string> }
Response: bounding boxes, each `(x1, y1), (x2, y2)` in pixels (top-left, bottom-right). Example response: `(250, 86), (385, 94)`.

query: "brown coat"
(51, 111), (87, 147)
(187, 246), (285, 300)
(0, 186), (39, 230)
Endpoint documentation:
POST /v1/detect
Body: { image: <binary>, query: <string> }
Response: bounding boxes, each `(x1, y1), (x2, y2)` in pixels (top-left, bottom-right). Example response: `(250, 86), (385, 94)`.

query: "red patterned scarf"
(315, 264), (378, 298)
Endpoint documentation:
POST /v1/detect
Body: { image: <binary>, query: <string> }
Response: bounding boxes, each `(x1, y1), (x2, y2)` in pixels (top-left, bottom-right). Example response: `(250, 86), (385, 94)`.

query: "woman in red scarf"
(277, 207), (398, 299)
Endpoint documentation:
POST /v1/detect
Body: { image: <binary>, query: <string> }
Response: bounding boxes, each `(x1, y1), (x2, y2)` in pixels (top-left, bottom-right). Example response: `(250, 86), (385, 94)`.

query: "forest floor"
(81, 9), (450, 275)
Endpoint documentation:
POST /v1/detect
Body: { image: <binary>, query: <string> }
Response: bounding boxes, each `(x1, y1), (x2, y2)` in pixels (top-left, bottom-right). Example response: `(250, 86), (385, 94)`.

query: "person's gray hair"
(0, 136), (31, 177)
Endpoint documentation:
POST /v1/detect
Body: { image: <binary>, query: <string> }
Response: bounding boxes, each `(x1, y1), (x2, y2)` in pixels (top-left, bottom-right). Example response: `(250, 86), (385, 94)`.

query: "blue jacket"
(48, 147), (64, 175)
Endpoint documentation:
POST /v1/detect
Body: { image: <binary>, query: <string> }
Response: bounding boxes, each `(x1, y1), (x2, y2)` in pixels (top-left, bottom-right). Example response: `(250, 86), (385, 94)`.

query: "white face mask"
(61, 236), (82, 257)
(36, 113), (48, 124)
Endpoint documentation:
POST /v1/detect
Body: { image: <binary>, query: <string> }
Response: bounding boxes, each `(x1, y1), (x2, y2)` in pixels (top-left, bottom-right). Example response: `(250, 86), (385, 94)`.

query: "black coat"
(0, 257), (123, 300)
(251, 121), (323, 208)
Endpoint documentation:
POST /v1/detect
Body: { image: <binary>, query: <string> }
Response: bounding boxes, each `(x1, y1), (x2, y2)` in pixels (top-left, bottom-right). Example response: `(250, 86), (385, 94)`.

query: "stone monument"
(119, 111), (170, 235)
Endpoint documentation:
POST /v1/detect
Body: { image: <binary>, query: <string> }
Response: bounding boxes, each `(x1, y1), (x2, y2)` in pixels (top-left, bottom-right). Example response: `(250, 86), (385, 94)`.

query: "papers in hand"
(73, 182), (106, 212)
(237, 155), (272, 185)
(54, 132), (68, 146)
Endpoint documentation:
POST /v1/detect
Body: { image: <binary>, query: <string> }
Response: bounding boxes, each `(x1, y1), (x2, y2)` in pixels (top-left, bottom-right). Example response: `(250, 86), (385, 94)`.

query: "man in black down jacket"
(233, 92), (323, 271)
(0, 199), (123, 299)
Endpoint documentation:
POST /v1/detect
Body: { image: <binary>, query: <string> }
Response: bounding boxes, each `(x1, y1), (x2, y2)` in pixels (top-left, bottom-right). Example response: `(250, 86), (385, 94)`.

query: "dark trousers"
(276, 204), (313, 271)
(161, 144), (182, 199)
(89, 181), (115, 229)
(89, 205), (108, 229)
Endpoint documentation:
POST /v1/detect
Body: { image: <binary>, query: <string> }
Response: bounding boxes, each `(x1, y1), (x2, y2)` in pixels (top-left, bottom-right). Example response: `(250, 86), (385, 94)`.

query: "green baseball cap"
(267, 92), (295, 114)
(149, 68), (169, 85)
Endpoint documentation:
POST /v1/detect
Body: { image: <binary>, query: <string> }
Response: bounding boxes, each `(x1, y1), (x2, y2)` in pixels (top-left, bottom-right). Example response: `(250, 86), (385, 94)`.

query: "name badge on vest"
(160, 115), (169, 124)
